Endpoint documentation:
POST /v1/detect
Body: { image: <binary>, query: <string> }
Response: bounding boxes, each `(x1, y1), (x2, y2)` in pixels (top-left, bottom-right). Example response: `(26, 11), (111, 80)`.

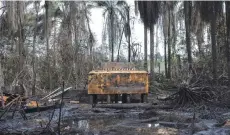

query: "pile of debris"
(0, 87), (74, 120)
(158, 82), (217, 107)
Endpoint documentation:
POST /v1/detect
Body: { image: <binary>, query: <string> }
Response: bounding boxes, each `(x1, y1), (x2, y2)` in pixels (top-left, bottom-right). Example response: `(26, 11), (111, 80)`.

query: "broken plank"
(138, 117), (159, 123)
(48, 87), (72, 99)
(70, 101), (79, 104)
(5, 96), (20, 108)
(41, 87), (61, 100)
(48, 99), (60, 102)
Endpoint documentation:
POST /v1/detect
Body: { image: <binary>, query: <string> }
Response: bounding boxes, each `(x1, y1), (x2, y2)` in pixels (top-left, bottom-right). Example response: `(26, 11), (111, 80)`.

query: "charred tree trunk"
(226, 2), (230, 84)
(163, 10), (168, 77)
(164, 36), (168, 77)
(0, 53), (4, 107)
(53, 15), (57, 68)
(17, 2), (25, 95)
(32, 2), (39, 95)
(144, 25), (148, 71)
(18, 2), (24, 75)
(117, 25), (125, 62)
(184, 1), (193, 71)
(110, 10), (114, 62)
(196, 27), (204, 57)
(167, 8), (171, 79)
(211, 5), (217, 83)
(45, 1), (52, 90)
(155, 23), (159, 66)
(127, 6), (131, 62)
(84, 1), (93, 70)
(72, 2), (79, 88)
(150, 24), (154, 83)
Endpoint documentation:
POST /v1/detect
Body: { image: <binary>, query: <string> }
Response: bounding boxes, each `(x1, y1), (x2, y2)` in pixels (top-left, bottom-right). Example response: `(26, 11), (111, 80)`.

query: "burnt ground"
(0, 90), (230, 135)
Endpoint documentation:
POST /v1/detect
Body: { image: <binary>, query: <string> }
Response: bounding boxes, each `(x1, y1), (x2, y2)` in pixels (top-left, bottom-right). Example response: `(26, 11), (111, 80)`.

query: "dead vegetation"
(161, 84), (216, 107)
(152, 62), (230, 108)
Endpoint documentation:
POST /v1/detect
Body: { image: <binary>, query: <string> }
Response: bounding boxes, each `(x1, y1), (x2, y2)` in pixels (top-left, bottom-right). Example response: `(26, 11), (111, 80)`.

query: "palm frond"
(134, 1), (138, 16)
(86, 3), (94, 10)
(95, 1), (109, 7)
(137, 1), (161, 28)
(114, 7), (125, 21)
(102, 8), (109, 19)
(102, 16), (108, 45)
(25, 1), (34, 7)
(137, 1), (148, 26)
(54, 7), (62, 17)
(195, 1), (223, 22)
(117, 1), (127, 6)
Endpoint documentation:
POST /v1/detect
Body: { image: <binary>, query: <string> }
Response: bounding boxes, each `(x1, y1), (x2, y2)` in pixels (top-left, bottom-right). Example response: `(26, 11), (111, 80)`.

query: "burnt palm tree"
(136, 1), (160, 81)
(161, 1), (175, 79)
(117, 5), (131, 62)
(135, 1), (147, 71)
(162, 3), (168, 77)
(167, 2), (172, 79)
(43, 1), (62, 90)
(96, 1), (127, 62)
(45, 1), (52, 91)
(32, 1), (40, 95)
(196, 2), (222, 82)
(125, 6), (131, 62)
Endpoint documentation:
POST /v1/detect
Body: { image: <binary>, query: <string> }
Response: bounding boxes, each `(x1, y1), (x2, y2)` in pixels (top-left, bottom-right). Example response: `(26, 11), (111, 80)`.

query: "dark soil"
(0, 92), (230, 135)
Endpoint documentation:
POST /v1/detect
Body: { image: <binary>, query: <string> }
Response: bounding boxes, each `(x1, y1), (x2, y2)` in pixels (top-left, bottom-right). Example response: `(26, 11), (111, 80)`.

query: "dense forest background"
(0, 1), (229, 97)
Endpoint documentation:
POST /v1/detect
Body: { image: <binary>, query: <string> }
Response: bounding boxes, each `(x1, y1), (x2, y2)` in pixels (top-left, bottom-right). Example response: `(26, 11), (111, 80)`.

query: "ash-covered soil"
(0, 93), (230, 135)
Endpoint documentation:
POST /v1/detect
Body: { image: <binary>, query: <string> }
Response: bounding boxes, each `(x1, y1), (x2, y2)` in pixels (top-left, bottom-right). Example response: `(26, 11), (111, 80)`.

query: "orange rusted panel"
(88, 70), (149, 95)
(0, 96), (8, 103)
(26, 101), (40, 107)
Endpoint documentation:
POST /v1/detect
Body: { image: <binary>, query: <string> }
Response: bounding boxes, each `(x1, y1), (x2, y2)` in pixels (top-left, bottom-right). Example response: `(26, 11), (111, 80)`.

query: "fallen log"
(92, 108), (107, 113)
(158, 121), (190, 128)
(24, 103), (61, 113)
(95, 103), (173, 110)
(69, 101), (79, 104)
(157, 111), (195, 123)
(138, 117), (159, 123)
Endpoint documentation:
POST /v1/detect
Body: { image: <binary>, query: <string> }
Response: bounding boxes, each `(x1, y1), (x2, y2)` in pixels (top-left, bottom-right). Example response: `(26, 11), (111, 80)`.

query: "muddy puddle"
(61, 117), (178, 135)
(60, 107), (179, 135)
(62, 117), (125, 134)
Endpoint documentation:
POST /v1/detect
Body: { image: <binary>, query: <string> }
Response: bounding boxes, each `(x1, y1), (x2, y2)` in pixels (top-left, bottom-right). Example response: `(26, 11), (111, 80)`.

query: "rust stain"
(0, 96), (8, 103)
(88, 70), (149, 95)
(26, 101), (40, 107)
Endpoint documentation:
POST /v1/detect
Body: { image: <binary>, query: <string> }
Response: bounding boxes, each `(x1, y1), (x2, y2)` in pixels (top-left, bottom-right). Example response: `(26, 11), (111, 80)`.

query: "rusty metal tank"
(88, 62), (149, 104)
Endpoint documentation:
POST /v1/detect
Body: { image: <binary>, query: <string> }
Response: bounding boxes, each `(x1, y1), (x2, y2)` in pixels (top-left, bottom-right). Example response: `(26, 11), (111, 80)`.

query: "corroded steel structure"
(88, 62), (149, 103)
(88, 70), (148, 94)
